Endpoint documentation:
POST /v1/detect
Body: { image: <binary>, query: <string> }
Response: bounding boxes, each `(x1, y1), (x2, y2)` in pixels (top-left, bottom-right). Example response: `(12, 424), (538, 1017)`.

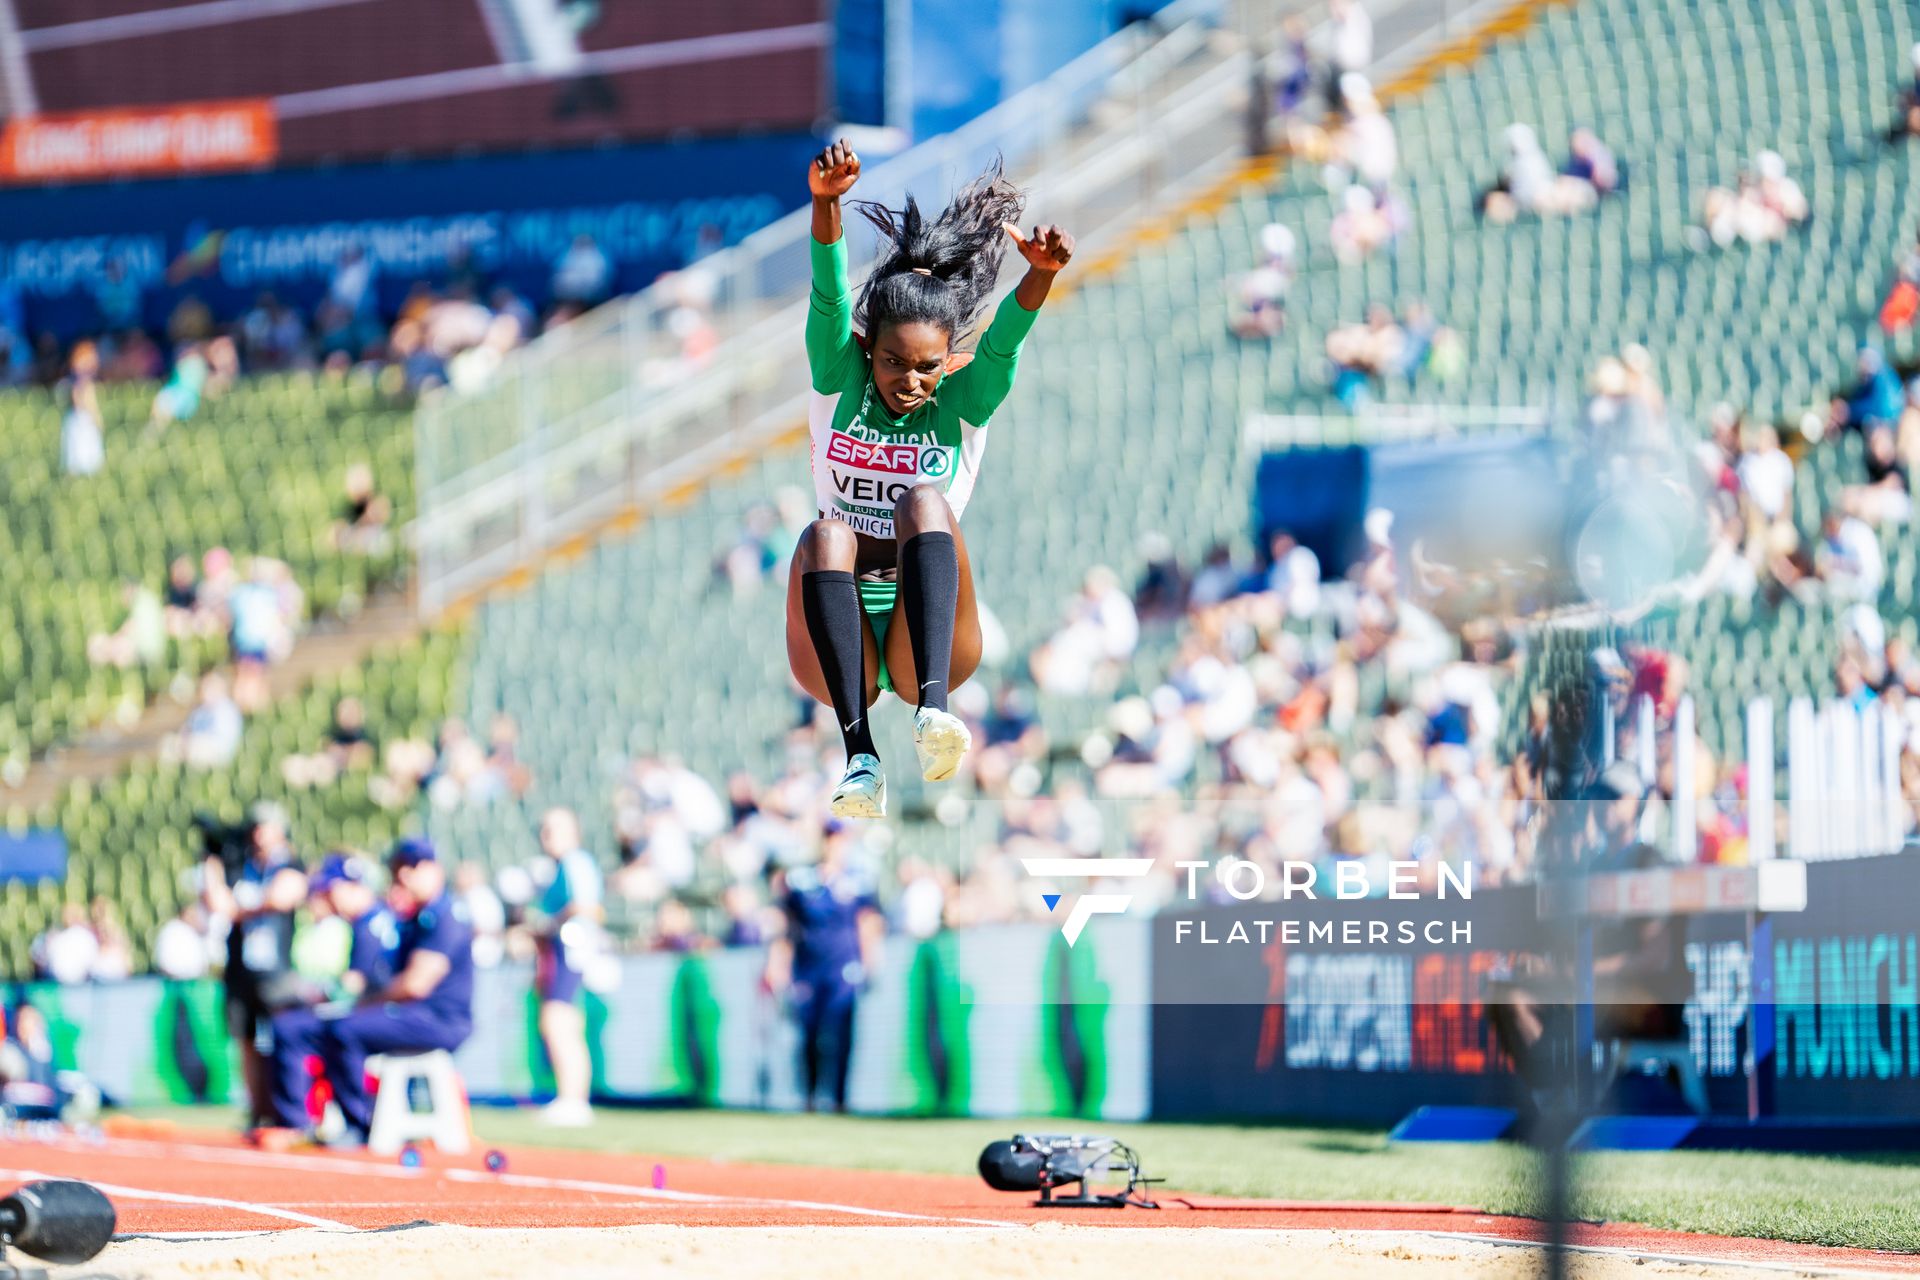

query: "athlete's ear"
(943, 351), (975, 376)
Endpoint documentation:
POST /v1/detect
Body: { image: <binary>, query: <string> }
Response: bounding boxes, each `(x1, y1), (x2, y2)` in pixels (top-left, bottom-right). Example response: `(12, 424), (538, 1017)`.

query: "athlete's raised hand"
(1004, 222), (1075, 274)
(810, 139), (861, 200)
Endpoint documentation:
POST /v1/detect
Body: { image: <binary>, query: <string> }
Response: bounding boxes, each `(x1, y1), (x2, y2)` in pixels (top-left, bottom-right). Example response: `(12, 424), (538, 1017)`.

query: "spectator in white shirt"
(179, 672), (244, 770)
(1325, 0), (1373, 111)
(1330, 75), (1397, 189)
(1031, 566), (1140, 695)
(1819, 510), (1884, 603)
(1737, 424), (1796, 552)
(552, 233), (613, 306)
(455, 863), (509, 969)
(1482, 123), (1596, 222)
(32, 905), (98, 985)
(1265, 531), (1322, 618)
(152, 904), (214, 980)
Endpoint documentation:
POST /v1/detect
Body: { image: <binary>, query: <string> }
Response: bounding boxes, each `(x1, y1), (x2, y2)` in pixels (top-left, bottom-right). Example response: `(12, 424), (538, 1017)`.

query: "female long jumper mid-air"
(788, 139), (1074, 818)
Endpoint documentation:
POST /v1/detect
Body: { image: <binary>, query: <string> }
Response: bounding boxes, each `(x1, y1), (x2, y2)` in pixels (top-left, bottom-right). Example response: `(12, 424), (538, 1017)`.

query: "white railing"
(1241, 404), (1554, 451)
(411, 0), (1505, 615)
(1605, 688), (1909, 864)
(413, 0), (1234, 615)
(1788, 695), (1909, 861)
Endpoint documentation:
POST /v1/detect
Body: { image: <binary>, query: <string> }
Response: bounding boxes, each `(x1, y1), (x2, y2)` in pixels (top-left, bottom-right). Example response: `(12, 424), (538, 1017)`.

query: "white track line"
(68, 1135), (1004, 1225)
(0, 1167), (357, 1232)
(79, 1135), (718, 1199)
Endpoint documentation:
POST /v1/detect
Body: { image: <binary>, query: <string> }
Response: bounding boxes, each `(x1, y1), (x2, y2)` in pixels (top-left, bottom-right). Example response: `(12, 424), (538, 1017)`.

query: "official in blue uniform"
(765, 821), (883, 1113)
(264, 853), (399, 1133)
(530, 807), (603, 1127)
(316, 838), (474, 1145)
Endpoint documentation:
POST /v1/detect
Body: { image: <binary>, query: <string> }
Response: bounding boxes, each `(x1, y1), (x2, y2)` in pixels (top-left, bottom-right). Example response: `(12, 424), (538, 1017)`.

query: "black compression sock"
(800, 570), (878, 759)
(900, 531), (958, 713)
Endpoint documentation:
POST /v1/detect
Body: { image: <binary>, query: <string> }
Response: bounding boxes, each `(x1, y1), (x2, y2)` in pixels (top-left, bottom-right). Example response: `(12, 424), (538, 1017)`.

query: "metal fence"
(412, 0), (1236, 616)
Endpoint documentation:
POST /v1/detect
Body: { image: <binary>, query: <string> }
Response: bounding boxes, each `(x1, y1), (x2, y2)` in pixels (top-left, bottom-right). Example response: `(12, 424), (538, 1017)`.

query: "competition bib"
(821, 425), (957, 536)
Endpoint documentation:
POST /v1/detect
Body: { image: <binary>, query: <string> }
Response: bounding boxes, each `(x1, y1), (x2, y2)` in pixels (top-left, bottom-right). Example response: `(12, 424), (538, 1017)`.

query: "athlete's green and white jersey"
(806, 234), (1038, 540)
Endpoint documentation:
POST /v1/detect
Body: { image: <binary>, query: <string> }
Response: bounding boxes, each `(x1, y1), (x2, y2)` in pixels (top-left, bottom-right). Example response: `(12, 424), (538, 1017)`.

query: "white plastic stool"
(365, 1050), (471, 1155)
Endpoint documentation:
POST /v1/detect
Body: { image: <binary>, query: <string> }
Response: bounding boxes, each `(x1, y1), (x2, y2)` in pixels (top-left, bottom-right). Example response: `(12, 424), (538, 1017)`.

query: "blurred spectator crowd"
(26, 229), (723, 419)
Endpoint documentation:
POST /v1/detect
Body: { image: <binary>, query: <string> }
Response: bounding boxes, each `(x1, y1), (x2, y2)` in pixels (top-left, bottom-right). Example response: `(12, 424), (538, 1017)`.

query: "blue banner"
(0, 830), (65, 884)
(0, 133), (819, 339)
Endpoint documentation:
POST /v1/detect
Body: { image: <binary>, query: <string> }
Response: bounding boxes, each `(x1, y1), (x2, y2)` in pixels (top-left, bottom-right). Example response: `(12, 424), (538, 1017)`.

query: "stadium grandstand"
(5, 0), (1917, 1010)
(7, 0), (1920, 1275)
(4, 0), (827, 165)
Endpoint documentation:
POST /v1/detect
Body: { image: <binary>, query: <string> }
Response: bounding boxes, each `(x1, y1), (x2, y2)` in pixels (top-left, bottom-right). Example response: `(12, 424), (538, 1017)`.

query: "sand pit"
(60, 1225), (1862, 1280)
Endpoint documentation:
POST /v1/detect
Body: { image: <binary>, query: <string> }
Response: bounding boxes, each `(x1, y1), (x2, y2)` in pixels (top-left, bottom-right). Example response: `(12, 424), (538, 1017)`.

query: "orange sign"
(0, 100), (276, 182)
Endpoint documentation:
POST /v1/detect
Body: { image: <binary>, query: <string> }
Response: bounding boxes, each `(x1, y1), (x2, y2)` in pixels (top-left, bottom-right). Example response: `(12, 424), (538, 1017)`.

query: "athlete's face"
(872, 320), (949, 416)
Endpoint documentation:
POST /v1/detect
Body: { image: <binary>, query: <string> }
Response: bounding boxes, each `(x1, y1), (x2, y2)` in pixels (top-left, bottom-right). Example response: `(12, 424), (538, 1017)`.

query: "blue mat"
(1388, 1106), (1518, 1143)
(1573, 1115), (1701, 1150)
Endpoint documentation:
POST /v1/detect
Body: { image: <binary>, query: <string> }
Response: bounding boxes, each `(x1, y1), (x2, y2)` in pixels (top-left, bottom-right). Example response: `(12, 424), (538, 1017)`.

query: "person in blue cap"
(314, 837), (475, 1147)
(259, 852), (400, 1138)
(764, 820), (883, 1113)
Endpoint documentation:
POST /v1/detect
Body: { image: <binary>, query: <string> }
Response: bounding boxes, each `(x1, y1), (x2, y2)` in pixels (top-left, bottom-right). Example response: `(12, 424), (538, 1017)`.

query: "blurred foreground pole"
(1747, 697), (1774, 860)
(884, 0), (912, 134)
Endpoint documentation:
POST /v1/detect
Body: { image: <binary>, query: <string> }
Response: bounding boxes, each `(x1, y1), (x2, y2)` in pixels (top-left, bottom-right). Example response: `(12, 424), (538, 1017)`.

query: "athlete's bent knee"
(796, 516), (858, 571)
(894, 483), (953, 532)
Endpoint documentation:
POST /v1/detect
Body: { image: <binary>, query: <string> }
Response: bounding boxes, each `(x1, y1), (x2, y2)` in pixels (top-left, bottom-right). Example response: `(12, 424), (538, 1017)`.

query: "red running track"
(2, 1126), (1914, 1275)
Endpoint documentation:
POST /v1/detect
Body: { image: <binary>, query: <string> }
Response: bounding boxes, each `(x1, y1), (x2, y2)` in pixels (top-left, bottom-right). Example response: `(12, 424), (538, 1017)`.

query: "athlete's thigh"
(784, 553), (883, 707)
(884, 521), (983, 701)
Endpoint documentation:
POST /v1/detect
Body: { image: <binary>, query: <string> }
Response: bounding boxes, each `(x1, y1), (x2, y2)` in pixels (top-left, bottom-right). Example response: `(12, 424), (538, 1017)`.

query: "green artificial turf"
(128, 1103), (1920, 1252)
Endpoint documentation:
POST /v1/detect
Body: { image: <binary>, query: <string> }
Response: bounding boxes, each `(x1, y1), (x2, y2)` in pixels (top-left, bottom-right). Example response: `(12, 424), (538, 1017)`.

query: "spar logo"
(1020, 857), (1154, 945)
(827, 430), (920, 475)
(920, 446), (952, 478)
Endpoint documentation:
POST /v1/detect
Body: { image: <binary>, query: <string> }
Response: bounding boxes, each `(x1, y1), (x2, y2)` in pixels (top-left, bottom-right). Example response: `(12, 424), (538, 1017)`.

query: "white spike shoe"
(829, 753), (887, 819)
(913, 706), (972, 783)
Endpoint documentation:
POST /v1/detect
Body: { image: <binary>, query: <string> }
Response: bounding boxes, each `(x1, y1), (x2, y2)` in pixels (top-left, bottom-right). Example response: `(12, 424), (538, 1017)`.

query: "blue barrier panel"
(1388, 1106), (1517, 1143)
(1574, 1115), (1701, 1151)
(0, 830), (66, 884)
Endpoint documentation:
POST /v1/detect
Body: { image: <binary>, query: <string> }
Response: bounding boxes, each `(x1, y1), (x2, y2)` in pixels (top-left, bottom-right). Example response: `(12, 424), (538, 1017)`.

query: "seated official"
(315, 838), (474, 1146)
(263, 853), (399, 1137)
(0, 1001), (102, 1123)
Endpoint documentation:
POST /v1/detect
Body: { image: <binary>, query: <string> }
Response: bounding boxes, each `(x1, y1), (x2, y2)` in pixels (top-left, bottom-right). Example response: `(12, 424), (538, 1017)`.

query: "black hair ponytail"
(853, 157), (1027, 345)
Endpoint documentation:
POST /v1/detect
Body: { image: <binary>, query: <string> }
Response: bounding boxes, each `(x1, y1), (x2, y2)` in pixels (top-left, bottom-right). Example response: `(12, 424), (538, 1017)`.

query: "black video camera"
(192, 811), (256, 885)
(978, 1134), (1159, 1208)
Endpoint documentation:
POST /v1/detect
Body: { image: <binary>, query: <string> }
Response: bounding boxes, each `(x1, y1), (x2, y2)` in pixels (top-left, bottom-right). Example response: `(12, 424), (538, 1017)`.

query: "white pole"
(1637, 694), (1658, 843)
(1788, 696), (1815, 860)
(1747, 697), (1774, 862)
(1885, 708), (1907, 854)
(1828, 702), (1859, 859)
(1860, 703), (1886, 856)
(1672, 696), (1696, 863)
